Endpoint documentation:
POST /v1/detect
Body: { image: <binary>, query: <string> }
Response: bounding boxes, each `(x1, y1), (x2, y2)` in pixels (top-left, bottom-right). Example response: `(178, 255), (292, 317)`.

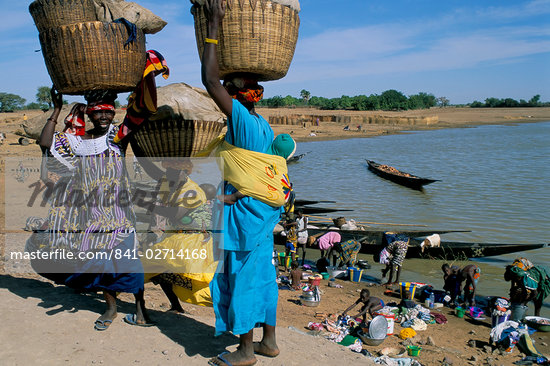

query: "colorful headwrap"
(223, 77), (264, 104)
(513, 257), (534, 271)
(60, 90), (118, 136)
(113, 50), (170, 143)
(86, 104), (116, 115)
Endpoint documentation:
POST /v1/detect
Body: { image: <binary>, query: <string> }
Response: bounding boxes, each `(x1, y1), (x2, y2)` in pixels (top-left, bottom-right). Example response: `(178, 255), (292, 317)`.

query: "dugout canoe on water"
(366, 159), (439, 190)
(300, 226), (547, 260)
(406, 240), (548, 260)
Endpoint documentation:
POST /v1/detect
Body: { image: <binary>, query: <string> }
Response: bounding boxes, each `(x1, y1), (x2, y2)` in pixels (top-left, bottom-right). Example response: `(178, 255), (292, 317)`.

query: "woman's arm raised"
(39, 87), (63, 149)
(200, 0), (233, 117)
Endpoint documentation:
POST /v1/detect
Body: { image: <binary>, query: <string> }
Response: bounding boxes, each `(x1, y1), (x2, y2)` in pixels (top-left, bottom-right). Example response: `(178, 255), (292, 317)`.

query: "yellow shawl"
(197, 135), (291, 207)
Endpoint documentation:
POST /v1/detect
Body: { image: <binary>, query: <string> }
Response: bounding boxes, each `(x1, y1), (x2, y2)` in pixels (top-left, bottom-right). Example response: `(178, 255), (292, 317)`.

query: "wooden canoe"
(366, 160), (439, 190)
(406, 240), (548, 260)
(298, 226), (547, 260)
(288, 152), (309, 163)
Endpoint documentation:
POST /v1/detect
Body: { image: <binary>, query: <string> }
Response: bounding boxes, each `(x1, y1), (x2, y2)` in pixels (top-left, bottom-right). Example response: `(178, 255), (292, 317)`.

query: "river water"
(287, 121), (550, 315)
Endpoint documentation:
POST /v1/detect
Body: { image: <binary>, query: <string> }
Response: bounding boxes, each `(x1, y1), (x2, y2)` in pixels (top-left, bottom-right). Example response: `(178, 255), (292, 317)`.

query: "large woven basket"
(132, 119), (225, 157)
(39, 21), (146, 95)
(29, 0), (97, 33)
(131, 83), (226, 157)
(192, 0), (300, 81)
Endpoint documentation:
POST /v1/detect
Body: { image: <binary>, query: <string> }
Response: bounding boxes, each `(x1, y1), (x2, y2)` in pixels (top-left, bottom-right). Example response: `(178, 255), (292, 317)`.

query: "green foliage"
(26, 102), (47, 110)
(0, 92), (26, 112)
(437, 97), (450, 107)
(408, 92), (437, 110)
(36, 86), (52, 108)
(257, 90), (547, 111)
(379, 89), (408, 110)
(528, 94), (540, 106)
(300, 89), (311, 103)
(469, 95), (544, 108)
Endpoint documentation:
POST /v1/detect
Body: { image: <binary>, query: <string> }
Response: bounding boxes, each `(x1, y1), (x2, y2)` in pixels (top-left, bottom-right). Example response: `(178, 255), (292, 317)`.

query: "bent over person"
(442, 263), (481, 306)
(200, 1), (296, 365)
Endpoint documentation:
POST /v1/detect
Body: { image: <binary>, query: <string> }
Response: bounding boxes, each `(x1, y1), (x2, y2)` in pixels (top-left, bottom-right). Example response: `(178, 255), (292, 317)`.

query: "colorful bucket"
(399, 282), (417, 300)
(375, 312), (395, 336)
(277, 252), (299, 267)
(348, 267), (363, 282)
(407, 345), (421, 357)
(455, 307), (465, 318)
(321, 272), (330, 280)
(309, 275), (322, 286)
(469, 307), (484, 319)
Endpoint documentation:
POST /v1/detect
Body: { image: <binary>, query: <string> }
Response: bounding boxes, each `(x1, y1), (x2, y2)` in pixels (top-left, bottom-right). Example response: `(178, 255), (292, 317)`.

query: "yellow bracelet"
(205, 38), (218, 45)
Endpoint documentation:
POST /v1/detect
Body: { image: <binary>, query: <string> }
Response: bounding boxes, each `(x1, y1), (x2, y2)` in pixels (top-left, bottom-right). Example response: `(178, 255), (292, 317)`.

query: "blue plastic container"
(348, 267), (363, 282)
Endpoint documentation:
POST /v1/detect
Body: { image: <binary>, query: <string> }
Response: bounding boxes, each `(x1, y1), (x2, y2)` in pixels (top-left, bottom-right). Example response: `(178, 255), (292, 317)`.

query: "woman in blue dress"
(200, 1), (294, 364)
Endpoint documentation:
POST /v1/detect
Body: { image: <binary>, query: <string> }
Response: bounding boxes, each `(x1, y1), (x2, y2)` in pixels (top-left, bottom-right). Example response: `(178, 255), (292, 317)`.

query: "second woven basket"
(192, 0), (300, 81)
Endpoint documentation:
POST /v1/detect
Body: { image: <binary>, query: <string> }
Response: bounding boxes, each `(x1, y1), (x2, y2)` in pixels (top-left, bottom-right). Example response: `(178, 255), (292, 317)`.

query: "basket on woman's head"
(191, 0), (300, 81)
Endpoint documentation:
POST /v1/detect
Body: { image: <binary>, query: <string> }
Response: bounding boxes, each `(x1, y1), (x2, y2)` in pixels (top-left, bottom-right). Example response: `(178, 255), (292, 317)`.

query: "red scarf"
(224, 77), (264, 103)
(235, 86), (264, 103)
(86, 104), (116, 115)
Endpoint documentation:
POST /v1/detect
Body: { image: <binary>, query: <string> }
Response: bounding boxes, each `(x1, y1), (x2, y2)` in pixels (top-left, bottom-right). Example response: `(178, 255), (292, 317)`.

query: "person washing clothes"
(342, 289), (384, 324)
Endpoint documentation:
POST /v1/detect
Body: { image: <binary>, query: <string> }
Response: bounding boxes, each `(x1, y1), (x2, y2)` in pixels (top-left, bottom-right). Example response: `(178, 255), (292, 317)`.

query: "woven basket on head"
(39, 21), (146, 95)
(132, 83), (226, 157)
(192, 0), (300, 81)
(29, 0), (97, 33)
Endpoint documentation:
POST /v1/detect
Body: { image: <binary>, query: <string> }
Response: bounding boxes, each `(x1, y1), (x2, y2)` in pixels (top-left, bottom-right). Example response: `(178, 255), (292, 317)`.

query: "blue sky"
(1, 0), (549, 105)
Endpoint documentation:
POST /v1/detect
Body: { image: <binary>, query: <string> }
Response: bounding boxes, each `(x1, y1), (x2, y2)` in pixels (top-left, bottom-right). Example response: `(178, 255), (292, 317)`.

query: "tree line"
(470, 95), (546, 108)
(0, 86), (546, 112)
(0, 86), (122, 112)
(258, 90), (548, 111)
(0, 86), (65, 112)
(257, 89), (443, 111)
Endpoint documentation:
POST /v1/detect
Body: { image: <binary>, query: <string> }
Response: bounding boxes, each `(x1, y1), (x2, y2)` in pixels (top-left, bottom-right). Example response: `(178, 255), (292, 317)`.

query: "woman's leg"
(394, 265), (402, 284)
(160, 281), (184, 313)
(211, 330), (257, 366)
(386, 266), (395, 285)
(254, 323), (280, 357)
(290, 244), (296, 267)
(97, 290), (117, 324)
(134, 289), (152, 324)
(534, 297), (543, 316)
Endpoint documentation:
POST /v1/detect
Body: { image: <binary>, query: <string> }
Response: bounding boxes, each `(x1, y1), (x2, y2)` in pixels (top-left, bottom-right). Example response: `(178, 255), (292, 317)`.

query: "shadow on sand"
(0, 274), (238, 358)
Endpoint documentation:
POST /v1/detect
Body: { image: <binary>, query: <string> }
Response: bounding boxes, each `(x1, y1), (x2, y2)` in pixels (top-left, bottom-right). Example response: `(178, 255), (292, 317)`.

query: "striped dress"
(34, 125), (143, 293)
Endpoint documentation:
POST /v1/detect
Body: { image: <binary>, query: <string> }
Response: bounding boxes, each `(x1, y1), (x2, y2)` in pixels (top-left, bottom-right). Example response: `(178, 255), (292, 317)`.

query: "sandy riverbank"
(260, 106), (550, 142)
(1, 107), (550, 151)
(1, 267), (549, 366)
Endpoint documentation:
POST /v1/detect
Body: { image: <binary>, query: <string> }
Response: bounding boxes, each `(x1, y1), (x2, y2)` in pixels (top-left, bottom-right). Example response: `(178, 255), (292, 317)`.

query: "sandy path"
(0, 274), (370, 366)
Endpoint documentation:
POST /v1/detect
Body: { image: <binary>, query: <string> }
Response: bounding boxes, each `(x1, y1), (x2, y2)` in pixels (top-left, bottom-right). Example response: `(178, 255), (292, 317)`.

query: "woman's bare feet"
(253, 341), (280, 357)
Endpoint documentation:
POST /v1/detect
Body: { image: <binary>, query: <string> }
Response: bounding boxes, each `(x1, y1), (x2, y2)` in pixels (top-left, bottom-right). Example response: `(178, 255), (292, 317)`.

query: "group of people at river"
(29, 1), (299, 366)
(22, 2), (550, 366)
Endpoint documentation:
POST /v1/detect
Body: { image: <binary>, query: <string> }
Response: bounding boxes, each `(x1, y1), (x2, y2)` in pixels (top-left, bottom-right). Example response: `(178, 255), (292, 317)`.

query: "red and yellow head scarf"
(223, 77), (264, 104)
